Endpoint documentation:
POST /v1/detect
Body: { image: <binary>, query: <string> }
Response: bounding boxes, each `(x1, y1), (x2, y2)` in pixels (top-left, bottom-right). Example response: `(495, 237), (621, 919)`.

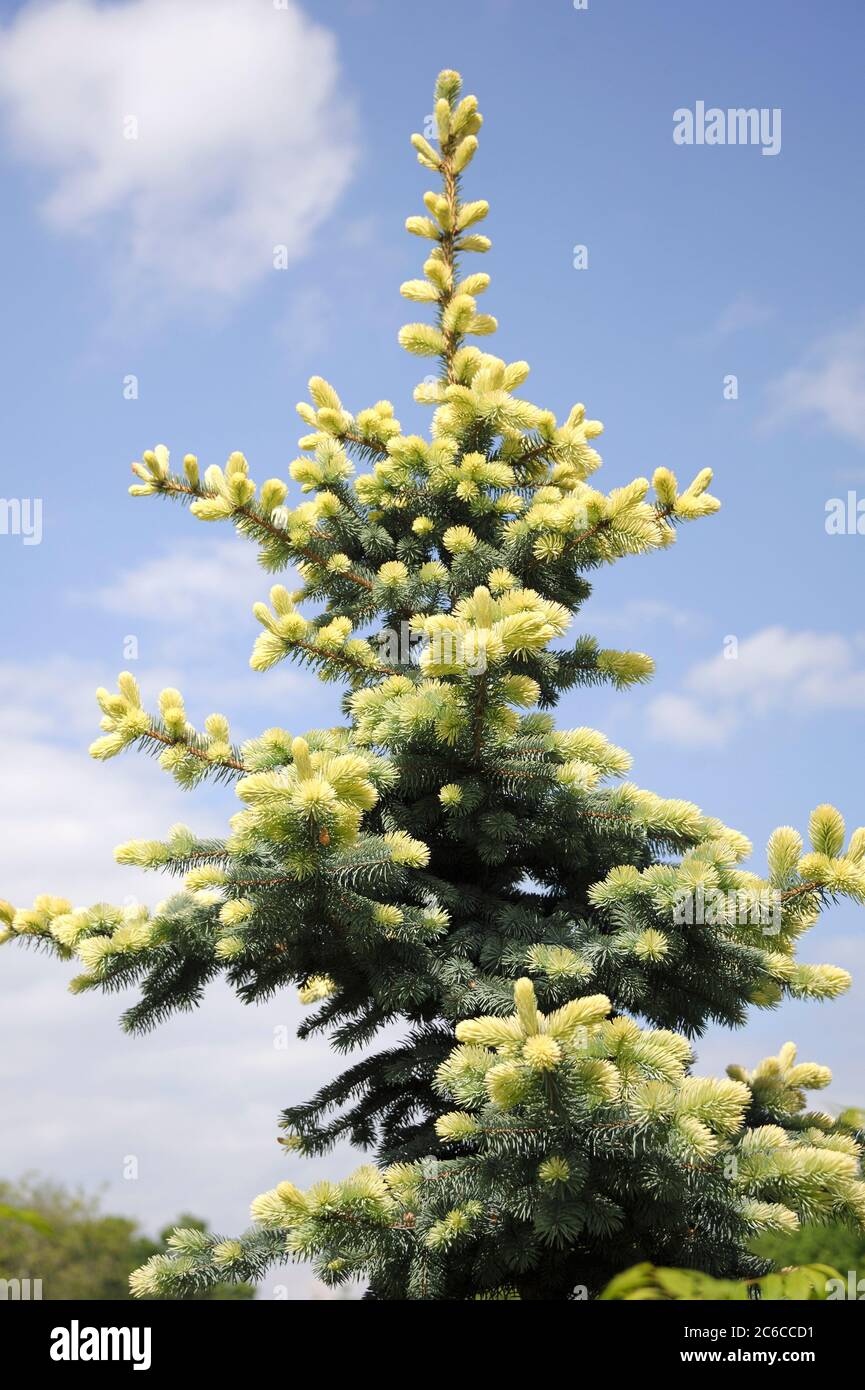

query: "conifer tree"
(4, 69), (864, 1301)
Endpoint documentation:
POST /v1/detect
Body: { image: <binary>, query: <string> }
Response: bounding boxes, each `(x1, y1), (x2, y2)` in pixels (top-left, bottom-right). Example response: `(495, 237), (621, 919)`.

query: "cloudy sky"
(1, 0), (864, 1297)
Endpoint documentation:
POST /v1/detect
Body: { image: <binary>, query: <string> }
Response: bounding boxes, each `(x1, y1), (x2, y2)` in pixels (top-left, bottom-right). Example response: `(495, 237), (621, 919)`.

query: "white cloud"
(83, 535), (323, 721)
(0, 655), (366, 1294)
(711, 293), (772, 339)
(90, 535), (278, 630)
(584, 597), (702, 635)
(0, 0), (357, 301)
(0, 645), (315, 907)
(685, 293), (772, 350)
(763, 311), (865, 447)
(1, 947), (363, 1296)
(0, 656), (218, 905)
(0, 530), (331, 896)
(648, 626), (865, 749)
(0, 657), (103, 740)
(685, 627), (865, 711)
(647, 693), (734, 749)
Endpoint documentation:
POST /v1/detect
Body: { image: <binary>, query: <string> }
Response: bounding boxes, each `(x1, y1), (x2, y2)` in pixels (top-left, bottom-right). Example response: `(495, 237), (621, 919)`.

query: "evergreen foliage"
(599, 1261), (842, 1302)
(0, 1178), (254, 1300)
(4, 69), (864, 1300)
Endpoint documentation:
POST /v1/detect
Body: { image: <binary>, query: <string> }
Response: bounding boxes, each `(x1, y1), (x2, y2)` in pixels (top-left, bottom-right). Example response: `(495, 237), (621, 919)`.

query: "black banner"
(3, 1295), (861, 1375)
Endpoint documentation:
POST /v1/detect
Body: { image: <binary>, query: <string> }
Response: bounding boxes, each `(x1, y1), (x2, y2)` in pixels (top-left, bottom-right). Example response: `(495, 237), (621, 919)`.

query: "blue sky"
(1, 0), (864, 1295)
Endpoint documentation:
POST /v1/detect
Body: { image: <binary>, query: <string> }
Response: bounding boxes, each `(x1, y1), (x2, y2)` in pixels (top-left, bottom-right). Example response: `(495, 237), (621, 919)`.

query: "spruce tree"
(4, 69), (865, 1302)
